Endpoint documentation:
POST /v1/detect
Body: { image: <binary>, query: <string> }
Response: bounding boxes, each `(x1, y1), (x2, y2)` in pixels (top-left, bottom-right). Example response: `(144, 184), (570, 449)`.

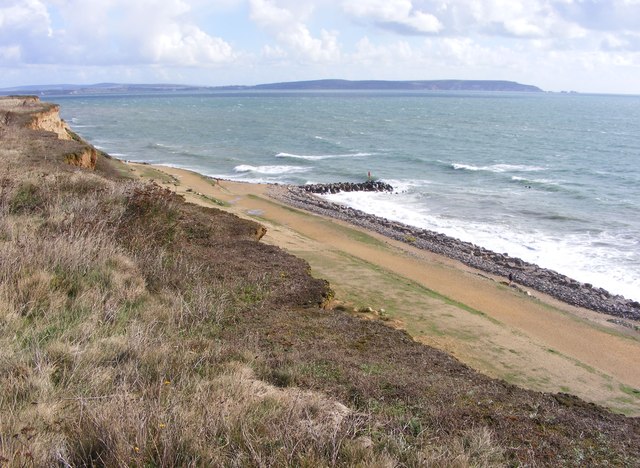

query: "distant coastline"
(1, 79), (543, 96)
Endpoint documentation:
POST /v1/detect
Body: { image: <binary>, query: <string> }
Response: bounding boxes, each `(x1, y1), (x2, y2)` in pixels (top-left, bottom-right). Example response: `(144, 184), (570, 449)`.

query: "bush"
(9, 183), (43, 214)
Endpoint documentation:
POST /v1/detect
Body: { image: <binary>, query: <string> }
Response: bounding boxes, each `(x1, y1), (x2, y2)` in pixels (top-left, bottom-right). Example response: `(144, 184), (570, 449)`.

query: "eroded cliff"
(0, 96), (97, 169)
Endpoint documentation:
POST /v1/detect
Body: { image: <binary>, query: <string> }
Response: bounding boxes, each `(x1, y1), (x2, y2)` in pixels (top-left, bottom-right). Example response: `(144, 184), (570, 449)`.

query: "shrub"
(9, 182), (43, 214)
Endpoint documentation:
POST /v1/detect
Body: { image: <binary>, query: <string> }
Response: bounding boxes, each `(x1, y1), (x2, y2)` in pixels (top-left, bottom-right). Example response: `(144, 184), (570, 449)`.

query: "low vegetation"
(1, 98), (639, 466)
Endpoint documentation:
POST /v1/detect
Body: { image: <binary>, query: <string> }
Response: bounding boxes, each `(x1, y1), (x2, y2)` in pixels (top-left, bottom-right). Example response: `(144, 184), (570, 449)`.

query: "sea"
(51, 91), (640, 302)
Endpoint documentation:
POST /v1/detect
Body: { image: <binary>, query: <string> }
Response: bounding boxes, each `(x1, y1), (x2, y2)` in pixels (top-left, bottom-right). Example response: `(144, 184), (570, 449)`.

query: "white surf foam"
(511, 176), (561, 186)
(380, 179), (431, 194)
(147, 142), (182, 152)
(452, 163), (545, 173)
(233, 164), (310, 175)
(323, 191), (640, 301)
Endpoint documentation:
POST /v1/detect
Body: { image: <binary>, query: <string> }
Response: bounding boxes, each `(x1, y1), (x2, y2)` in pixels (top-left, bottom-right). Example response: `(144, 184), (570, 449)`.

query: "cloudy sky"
(1, 0), (639, 94)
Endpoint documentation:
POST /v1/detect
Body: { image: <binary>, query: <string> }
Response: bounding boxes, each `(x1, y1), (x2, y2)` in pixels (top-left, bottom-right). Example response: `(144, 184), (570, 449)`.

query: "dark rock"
(303, 180), (394, 195)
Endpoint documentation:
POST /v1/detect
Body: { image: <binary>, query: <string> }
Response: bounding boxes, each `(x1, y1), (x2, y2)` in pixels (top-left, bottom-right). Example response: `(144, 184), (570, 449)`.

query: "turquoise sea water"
(53, 91), (640, 301)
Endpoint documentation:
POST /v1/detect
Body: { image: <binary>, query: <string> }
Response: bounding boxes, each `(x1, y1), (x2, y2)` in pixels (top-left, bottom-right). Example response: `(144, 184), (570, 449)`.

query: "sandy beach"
(128, 162), (640, 415)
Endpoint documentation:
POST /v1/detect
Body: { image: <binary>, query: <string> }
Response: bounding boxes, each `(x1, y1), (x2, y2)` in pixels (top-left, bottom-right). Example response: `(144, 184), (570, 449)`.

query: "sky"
(1, 0), (639, 94)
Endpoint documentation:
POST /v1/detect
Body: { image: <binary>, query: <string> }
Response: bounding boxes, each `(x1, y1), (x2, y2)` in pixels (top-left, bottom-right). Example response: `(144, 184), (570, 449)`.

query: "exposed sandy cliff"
(0, 96), (97, 169)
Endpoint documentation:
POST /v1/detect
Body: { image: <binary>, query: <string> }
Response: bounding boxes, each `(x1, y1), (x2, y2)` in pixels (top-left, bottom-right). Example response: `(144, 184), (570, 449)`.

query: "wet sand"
(128, 162), (640, 415)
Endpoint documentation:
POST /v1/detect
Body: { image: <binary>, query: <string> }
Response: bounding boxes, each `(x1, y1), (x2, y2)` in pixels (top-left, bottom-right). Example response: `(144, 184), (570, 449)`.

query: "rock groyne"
(271, 186), (640, 322)
(302, 180), (393, 195)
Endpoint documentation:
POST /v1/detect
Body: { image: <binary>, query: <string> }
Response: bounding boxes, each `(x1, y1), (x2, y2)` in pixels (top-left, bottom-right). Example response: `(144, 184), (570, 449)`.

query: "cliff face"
(26, 103), (73, 140)
(64, 146), (98, 169)
(0, 96), (96, 169)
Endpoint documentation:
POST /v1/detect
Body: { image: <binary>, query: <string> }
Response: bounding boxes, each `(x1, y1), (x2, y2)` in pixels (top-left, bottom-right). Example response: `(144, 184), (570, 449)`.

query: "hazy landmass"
(1, 79), (543, 96)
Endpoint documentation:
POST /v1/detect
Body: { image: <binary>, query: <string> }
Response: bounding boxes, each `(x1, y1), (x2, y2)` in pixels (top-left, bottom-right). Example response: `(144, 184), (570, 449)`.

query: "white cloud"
(115, 0), (236, 65)
(262, 44), (288, 59)
(352, 37), (416, 65)
(340, 0), (598, 39)
(144, 25), (235, 65)
(0, 45), (21, 62)
(501, 18), (545, 37)
(343, 0), (443, 34)
(0, 0), (236, 66)
(250, 0), (341, 62)
(0, 0), (52, 63)
(436, 0), (576, 39)
(0, 0), (50, 34)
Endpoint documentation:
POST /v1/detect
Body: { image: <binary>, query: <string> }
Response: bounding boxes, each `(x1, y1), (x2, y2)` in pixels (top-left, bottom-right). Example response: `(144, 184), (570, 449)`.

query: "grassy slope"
(1, 99), (639, 466)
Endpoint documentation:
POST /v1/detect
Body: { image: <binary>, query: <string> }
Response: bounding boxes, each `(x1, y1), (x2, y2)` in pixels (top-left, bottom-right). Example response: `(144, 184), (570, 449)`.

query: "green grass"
(323, 220), (389, 249)
(9, 182), (43, 214)
(196, 192), (229, 207)
(134, 165), (178, 184)
(620, 384), (640, 399)
(335, 250), (502, 325)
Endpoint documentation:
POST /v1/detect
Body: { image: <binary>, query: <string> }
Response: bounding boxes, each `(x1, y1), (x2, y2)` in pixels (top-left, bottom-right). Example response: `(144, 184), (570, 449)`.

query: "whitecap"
(511, 176), (561, 186)
(147, 142), (180, 150)
(452, 163), (545, 173)
(233, 164), (310, 175)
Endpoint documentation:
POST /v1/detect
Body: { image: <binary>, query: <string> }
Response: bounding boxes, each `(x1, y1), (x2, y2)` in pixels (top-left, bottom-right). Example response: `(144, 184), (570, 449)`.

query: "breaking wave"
(452, 163), (545, 173)
(233, 164), (310, 175)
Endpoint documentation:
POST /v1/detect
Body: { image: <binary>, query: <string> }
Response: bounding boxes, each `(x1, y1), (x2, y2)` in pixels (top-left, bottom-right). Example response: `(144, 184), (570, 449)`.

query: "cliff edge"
(0, 96), (97, 169)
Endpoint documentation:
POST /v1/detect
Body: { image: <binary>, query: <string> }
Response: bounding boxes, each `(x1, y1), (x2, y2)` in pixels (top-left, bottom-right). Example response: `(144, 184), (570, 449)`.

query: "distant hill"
(2, 79), (543, 96)
(0, 83), (204, 96)
(227, 79), (543, 92)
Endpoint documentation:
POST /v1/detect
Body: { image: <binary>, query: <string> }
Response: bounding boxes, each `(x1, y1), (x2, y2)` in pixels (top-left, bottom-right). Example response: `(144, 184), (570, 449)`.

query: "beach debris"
(607, 319), (640, 332)
(322, 299), (349, 311)
(377, 308), (390, 321)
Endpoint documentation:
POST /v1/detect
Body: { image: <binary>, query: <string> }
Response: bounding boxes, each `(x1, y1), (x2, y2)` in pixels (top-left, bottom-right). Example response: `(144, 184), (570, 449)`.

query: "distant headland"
(1, 79), (543, 96)
(218, 79), (543, 92)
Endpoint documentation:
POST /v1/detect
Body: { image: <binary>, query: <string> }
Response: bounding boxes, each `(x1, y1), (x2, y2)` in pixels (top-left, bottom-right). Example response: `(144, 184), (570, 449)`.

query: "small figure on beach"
(508, 272), (514, 285)
(368, 171), (372, 180)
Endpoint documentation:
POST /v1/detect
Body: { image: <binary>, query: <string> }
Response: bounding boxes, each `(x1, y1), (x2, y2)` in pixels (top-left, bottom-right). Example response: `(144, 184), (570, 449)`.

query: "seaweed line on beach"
(269, 185), (640, 322)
